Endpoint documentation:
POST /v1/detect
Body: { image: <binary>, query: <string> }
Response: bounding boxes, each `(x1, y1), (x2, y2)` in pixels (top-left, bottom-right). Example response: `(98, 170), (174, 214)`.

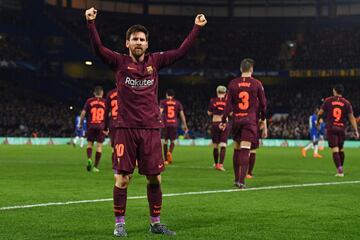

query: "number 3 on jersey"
(90, 107), (105, 123)
(238, 91), (249, 110)
(332, 107), (342, 122)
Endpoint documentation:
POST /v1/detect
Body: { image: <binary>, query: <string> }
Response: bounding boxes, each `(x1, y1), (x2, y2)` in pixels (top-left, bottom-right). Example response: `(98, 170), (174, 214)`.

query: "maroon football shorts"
(112, 128), (164, 175)
(162, 126), (178, 141)
(232, 123), (257, 143)
(327, 127), (346, 149)
(86, 128), (105, 143)
(211, 121), (229, 144)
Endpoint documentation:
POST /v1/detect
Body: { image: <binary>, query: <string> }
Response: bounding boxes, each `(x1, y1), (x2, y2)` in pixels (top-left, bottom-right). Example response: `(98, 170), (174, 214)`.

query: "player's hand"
(103, 129), (109, 136)
(195, 14), (207, 27)
(85, 7), (97, 21)
(355, 130), (359, 139)
(219, 123), (227, 131)
(261, 128), (268, 139)
(183, 127), (189, 134)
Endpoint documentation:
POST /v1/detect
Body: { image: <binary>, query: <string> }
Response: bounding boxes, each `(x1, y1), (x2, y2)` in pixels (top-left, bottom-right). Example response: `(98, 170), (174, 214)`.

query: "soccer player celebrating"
(207, 85), (229, 171)
(301, 108), (323, 158)
(80, 86), (106, 172)
(317, 84), (359, 177)
(85, 7), (206, 237)
(72, 111), (86, 148)
(220, 58), (267, 189)
(159, 89), (188, 165)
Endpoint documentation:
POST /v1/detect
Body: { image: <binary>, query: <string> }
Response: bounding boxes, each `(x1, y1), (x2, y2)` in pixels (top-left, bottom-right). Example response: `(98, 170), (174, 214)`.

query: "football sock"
(332, 152), (341, 168)
(80, 137), (84, 147)
(314, 144), (319, 155)
(233, 149), (240, 182)
(163, 144), (168, 161)
(169, 142), (175, 153)
(95, 151), (101, 168)
(147, 184), (162, 220)
(220, 147), (226, 164)
(113, 186), (127, 223)
(248, 152), (256, 175)
(339, 151), (345, 166)
(304, 143), (313, 151)
(239, 148), (250, 184)
(213, 148), (219, 164)
(86, 147), (92, 159)
(73, 136), (79, 144)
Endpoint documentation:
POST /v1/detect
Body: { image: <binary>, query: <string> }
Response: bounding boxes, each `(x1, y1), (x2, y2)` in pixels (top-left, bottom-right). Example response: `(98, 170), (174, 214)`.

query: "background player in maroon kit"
(86, 7), (206, 237)
(159, 89), (188, 165)
(220, 58), (267, 189)
(80, 86), (106, 172)
(207, 85), (229, 171)
(105, 88), (118, 169)
(317, 84), (359, 177)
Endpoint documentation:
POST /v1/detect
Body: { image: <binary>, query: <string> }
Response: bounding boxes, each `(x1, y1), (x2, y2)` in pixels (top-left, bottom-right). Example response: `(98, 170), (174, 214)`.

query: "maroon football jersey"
(88, 21), (201, 129)
(160, 99), (184, 127)
(83, 97), (106, 129)
(320, 96), (353, 130)
(208, 97), (227, 116)
(105, 88), (118, 129)
(224, 76), (266, 125)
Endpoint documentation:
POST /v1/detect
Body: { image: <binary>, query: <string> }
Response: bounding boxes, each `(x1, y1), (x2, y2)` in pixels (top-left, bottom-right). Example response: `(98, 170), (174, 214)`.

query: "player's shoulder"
(324, 96), (334, 103)
(341, 97), (352, 105)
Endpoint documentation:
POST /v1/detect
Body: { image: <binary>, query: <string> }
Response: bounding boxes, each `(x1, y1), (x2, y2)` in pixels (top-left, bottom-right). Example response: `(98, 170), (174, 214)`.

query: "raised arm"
(154, 14), (207, 69)
(86, 7), (120, 70)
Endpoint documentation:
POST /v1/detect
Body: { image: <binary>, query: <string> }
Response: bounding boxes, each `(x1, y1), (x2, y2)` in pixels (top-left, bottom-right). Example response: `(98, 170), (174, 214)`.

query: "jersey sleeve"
(82, 100), (89, 112)
(152, 25), (201, 69)
(87, 21), (123, 70)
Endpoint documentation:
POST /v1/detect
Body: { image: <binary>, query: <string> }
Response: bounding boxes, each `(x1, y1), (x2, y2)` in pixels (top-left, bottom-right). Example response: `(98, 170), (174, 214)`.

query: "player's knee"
(114, 174), (131, 189)
(219, 142), (227, 148)
(213, 143), (219, 148)
(233, 141), (241, 150)
(250, 149), (256, 154)
(147, 174), (161, 185)
(240, 141), (251, 149)
(331, 147), (339, 153)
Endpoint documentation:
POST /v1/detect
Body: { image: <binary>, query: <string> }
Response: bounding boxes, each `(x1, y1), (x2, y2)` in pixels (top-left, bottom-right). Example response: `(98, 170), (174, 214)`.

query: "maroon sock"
(95, 151), (101, 168)
(220, 147), (226, 164)
(169, 142), (175, 153)
(332, 152), (341, 168)
(339, 152), (345, 166)
(213, 148), (219, 164)
(163, 144), (168, 160)
(113, 186), (127, 222)
(147, 184), (162, 218)
(86, 147), (92, 159)
(233, 149), (240, 182)
(248, 152), (256, 175)
(239, 149), (250, 184)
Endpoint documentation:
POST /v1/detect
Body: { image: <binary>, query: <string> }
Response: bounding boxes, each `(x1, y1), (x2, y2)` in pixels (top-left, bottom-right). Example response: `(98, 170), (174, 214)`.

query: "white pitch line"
(1, 180), (359, 211)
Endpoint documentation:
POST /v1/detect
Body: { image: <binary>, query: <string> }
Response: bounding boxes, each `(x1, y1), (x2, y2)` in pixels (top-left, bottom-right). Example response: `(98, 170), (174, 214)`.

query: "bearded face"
(126, 32), (148, 59)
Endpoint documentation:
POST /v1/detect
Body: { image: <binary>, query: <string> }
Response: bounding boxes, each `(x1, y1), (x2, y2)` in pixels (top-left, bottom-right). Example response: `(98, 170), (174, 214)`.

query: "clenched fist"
(85, 7), (97, 21)
(195, 14), (207, 27)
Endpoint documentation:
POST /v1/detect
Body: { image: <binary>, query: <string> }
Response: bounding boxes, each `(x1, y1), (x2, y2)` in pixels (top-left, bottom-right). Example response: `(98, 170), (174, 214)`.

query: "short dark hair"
(166, 89), (175, 97)
(240, 58), (255, 72)
(94, 86), (103, 96)
(126, 24), (149, 41)
(333, 84), (344, 95)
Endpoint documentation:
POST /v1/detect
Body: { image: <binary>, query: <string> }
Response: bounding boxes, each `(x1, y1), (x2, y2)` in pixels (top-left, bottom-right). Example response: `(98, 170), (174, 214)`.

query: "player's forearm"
(87, 21), (117, 66)
(172, 25), (201, 60)
(349, 115), (359, 132)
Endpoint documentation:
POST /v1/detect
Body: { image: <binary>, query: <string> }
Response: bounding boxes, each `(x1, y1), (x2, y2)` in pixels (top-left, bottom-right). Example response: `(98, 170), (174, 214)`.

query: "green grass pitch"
(0, 145), (359, 239)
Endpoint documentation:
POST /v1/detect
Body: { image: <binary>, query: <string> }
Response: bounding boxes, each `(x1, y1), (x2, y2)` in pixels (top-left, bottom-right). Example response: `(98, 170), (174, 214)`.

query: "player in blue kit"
(301, 108), (323, 158)
(72, 112), (87, 148)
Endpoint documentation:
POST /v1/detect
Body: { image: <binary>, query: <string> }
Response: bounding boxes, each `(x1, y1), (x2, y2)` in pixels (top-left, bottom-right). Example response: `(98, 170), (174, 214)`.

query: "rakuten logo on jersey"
(125, 77), (154, 88)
